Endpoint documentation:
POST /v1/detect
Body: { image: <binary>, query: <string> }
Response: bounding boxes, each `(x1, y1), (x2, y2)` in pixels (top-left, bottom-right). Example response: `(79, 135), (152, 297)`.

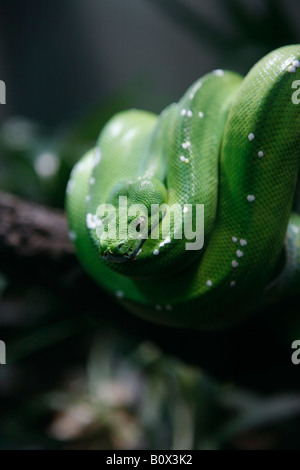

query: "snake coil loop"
(66, 45), (300, 329)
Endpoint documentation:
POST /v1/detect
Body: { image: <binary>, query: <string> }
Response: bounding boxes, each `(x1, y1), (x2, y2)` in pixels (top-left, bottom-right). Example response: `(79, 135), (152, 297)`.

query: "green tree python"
(66, 45), (300, 329)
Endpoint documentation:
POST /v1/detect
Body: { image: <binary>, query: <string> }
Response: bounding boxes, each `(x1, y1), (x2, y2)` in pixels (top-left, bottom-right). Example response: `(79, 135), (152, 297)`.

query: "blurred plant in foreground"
(45, 334), (300, 450)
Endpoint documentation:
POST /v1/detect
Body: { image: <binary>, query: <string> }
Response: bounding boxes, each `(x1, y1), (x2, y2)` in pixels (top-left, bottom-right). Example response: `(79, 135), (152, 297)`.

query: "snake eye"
(117, 242), (124, 249)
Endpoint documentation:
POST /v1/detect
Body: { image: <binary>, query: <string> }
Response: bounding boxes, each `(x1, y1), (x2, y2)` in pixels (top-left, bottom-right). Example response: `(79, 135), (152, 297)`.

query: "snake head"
(98, 177), (167, 262)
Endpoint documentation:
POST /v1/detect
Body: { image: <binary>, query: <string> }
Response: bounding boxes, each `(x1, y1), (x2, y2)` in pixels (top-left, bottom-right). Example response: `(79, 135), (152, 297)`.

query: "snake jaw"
(101, 239), (144, 263)
(101, 210), (165, 263)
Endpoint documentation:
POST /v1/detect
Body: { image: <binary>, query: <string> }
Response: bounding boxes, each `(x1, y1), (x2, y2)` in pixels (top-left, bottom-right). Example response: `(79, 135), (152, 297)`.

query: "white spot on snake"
(236, 250), (244, 258)
(79, 161), (88, 172)
(232, 260), (239, 268)
(230, 281), (236, 287)
(248, 133), (255, 141)
(198, 111), (204, 118)
(93, 148), (101, 166)
(292, 60), (300, 68)
(86, 213), (98, 229)
(153, 249), (159, 255)
(71, 161), (84, 176)
(232, 237), (238, 243)
(111, 121), (123, 137)
(240, 239), (247, 246)
(182, 141), (191, 149)
(206, 280), (212, 287)
(69, 231), (77, 241)
(124, 128), (137, 141)
(291, 226), (299, 234)
(288, 65), (296, 73)
(66, 180), (75, 194)
(183, 207), (188, 213)
(138, 234), (142, 240)
(214, 69), (224, 76)
(155, 304), (162, 311)
(187, 110), (193, 117)
(85, 194), (91, 202)
(180, 155), (186, 162)
(258, 150), (264, 158)
(181, 109), (187, 116)
(189, 81), (202, 99)
(89, 176), (95, 185)
(137, 248), (142, 256)
(247, 195), (255, 202)
(165, 304), (173, 311)
(115, 290), (124, 299)
(164, 237), (171, 244)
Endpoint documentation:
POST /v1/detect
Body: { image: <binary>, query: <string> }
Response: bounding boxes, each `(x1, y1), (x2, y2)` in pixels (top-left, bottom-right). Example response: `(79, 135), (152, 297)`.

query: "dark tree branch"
(0, 191), (78, 283)
(0, 191), (73, 257)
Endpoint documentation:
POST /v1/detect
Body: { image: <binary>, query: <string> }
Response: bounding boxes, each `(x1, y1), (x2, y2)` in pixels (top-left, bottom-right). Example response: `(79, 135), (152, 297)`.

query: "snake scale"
(66, 45), (300, 329)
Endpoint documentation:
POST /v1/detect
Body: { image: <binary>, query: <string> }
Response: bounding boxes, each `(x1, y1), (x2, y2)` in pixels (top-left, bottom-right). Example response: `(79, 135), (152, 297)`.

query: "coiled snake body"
(66, 46), (300, 329)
